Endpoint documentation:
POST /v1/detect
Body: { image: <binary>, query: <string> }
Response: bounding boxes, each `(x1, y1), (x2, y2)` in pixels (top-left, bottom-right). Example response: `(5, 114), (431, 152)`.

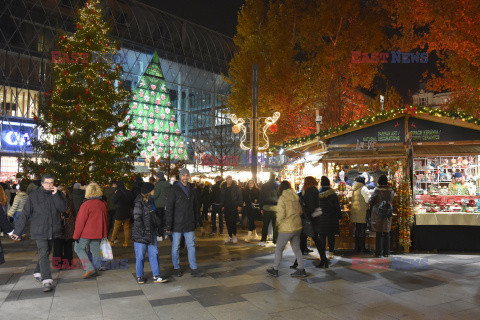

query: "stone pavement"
(0, 228), (480, 320)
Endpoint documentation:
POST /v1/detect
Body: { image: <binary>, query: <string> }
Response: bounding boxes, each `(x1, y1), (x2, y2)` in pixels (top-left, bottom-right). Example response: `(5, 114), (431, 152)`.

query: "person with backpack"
(367, 175), (395, 257)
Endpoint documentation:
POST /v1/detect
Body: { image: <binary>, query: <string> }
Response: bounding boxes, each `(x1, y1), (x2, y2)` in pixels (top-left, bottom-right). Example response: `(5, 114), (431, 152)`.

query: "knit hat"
(378, 175), (389, 186)
(453, 172), (463, 178)
(320, 176), (330, 187)
(156, 171), (165, 180)
(73, 182), (81, 189)
(355, 176), (366, 184)
(179, 168), (190, 177)
(141, 182), (154, 195)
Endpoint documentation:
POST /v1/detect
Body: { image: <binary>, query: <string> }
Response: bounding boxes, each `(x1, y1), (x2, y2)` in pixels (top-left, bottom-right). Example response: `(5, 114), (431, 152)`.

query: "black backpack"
(378, 200), (393, 218)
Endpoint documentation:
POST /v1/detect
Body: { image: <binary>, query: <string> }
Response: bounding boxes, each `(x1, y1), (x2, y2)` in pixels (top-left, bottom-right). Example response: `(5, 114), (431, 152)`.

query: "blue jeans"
(172, 231), (197, 270)
(134, 242), (160, 277)
(13, 211), (25, 236)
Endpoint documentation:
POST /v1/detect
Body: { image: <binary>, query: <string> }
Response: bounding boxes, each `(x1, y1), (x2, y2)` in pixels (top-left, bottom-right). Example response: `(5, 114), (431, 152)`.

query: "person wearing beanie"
(132, 182), (168, 284)
(311, 176), (343, 267)
(152, 171), (171, 239)
(367, 175), (394, 257)
(350, 176), (372, 253)
(258, 172), (280, 246)
(448, 171), (472, 195)
(165, 168), (204, 277)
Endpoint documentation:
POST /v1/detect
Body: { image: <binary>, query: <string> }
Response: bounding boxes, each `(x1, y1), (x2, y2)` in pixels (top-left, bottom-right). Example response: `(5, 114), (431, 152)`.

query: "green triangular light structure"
(117, 52), (188, 161)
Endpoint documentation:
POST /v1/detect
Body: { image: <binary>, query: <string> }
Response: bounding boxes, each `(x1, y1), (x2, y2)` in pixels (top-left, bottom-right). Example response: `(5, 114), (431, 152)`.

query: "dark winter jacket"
(103, 186), (116, 211)
(211, 180), (223, 205)
(132, 178), (144, 199)
(259, 179), (279, 210)
(61, 197), (76, 240)
(113, 183), (134, 220)
(220, 181), (243, 209)
(201, 185), (212, 207)
(73, 198), (108, 240)
(312, 187), (342, 235)
(0, 206), (13, 264)
(243, 186), (259, 207)
(71, 188), (85, 215)
(302, 186), (319, 219)
(152, 179), (170, 209)
(26, 180), (41, 195)
(165, 182), (199, 233)
(132, 194), (156, 244)
(13, 187), (67, 240)
(368, 186), (395, 232)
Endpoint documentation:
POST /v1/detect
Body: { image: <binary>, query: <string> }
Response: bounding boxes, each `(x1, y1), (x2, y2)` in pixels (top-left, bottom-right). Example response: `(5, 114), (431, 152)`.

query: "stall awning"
(413, 144), (480, 156)
(320, 147), (407, 163)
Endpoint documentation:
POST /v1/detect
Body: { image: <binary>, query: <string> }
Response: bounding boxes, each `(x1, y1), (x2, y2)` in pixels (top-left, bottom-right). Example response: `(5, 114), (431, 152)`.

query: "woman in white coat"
(350, 176), (371, 252)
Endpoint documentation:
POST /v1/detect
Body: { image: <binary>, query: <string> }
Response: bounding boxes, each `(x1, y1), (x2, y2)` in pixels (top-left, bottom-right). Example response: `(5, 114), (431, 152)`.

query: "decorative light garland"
(271, 106), (480, 152)
(230, 112), (280, 151)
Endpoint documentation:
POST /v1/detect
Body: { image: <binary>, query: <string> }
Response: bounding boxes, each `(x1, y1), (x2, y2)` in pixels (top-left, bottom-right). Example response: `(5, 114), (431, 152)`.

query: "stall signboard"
(201, 154), (239, 166)
(327, 118), (405, 147)
(408, 118), (480, 142)
(1, 122), (36, 153)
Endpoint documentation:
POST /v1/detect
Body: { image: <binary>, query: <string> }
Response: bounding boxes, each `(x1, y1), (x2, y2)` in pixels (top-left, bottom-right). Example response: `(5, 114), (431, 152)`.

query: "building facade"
(412, 89), (451, 107)
(0, 0), (242, 180)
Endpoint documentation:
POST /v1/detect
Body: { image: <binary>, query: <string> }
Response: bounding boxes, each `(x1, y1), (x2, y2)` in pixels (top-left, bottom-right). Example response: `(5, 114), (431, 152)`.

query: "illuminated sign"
(1, 122), (36, 153)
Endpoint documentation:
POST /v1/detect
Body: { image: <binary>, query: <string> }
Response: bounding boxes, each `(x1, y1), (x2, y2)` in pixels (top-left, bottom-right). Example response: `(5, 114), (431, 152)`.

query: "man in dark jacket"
(220, 176), (243, 243)
(209, 176), (223, 235)
(10, 174), (67, 292)
(165, 168), (203, 278)
(259, 173), (280, 246)
(71, 182), (85, 215)
(132, 176), (144, 199)
(109, 181), (134, 247)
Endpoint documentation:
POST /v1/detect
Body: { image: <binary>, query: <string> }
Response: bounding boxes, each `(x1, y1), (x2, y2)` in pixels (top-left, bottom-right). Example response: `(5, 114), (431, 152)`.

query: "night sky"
(139, 0), (434, 102)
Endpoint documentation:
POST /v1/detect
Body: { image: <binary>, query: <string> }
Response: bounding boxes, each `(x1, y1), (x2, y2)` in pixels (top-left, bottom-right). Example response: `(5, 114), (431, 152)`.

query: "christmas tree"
(19, 0), (138, 186)
(117, 52), (188, 162)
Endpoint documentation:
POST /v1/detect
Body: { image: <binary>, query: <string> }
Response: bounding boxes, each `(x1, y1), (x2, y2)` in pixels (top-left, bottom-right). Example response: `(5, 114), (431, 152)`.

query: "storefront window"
(0, 86), (38, 118)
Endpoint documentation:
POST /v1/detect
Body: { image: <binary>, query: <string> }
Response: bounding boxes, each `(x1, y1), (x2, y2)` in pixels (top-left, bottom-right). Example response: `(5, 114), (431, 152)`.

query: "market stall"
(278, 107), (480, 252)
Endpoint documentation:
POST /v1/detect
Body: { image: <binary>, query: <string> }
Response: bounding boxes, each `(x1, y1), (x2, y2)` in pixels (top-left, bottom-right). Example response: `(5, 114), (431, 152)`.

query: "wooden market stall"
(280, 107), (480, 252)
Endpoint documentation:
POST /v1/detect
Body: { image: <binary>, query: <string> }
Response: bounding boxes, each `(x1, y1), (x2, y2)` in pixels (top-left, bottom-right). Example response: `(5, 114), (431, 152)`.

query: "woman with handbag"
(132, 182), (168, 284)
(311, 176), (342, 268)
(243, 180), (260, 242)
(73, 183), (108, 279)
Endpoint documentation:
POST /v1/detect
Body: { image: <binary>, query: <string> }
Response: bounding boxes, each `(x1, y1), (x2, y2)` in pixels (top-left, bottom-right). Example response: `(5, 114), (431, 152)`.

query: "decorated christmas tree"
(117, 52), (188, 162)
(19, 0), (138, 185)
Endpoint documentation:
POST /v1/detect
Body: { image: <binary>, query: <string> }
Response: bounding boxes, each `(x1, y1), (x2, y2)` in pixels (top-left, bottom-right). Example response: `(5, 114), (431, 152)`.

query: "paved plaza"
(0, 228), (479, 320)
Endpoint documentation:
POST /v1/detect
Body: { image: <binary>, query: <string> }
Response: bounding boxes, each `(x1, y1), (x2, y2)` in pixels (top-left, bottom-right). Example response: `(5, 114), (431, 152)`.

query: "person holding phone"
(10, 174), (67, 292)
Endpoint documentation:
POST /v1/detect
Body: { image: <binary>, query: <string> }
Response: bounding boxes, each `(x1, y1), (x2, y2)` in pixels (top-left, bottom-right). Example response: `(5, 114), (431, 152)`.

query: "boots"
(245, 231), (252, 243)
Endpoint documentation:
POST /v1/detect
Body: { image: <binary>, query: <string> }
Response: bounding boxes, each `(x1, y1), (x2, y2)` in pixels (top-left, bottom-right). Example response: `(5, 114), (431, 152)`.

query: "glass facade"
(0, 0), (242, 175)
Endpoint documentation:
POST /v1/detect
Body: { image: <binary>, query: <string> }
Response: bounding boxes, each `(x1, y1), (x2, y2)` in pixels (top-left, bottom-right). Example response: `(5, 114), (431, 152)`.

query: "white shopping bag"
(100, 238), (113, 261)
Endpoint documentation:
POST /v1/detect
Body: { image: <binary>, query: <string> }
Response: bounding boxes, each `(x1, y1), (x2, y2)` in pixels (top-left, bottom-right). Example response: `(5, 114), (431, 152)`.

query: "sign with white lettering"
(1, 122), (36, 153)
(408, 118), (480, 142)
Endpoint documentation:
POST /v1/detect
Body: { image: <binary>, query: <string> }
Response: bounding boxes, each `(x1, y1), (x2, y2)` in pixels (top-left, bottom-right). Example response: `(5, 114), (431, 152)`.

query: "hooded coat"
(368, 185), (395, 232)
(132, 194), (156, 244)
(350, 182), (371, 223)
(312, 187), (342, 235)
(276, 188), (303, 233)
(113, 182), (134, 220)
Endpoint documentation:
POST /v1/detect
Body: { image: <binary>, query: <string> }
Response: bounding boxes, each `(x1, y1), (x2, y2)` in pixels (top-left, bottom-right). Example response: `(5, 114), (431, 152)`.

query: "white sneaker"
(245, 231), (252, 243)
(225, 237), (232, 244)
(232, 236), (238, 243)
(258, 242), (266, 247)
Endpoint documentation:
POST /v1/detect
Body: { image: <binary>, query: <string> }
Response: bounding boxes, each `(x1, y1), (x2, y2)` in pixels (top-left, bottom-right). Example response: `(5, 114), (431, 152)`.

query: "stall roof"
(281, 107), (480, 160)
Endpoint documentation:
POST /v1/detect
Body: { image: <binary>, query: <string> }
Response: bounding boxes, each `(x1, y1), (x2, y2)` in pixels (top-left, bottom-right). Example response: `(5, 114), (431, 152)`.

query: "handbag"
(100, 238), (113, 261)
(302, 217), (314, 237)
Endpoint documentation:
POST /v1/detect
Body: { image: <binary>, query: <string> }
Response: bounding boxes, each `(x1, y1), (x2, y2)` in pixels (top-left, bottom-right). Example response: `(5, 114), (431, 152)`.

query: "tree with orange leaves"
(384, 0), (480, 115)
(226, 0), (392, 143)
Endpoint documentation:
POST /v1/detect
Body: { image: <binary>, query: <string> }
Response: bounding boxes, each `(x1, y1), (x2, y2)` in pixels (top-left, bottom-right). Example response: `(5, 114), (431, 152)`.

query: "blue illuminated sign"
(1, 122), (36, 153)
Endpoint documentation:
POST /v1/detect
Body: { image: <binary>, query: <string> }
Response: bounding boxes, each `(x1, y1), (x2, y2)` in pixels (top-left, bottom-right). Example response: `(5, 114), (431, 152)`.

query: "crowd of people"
(0, 170), (394, 292)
